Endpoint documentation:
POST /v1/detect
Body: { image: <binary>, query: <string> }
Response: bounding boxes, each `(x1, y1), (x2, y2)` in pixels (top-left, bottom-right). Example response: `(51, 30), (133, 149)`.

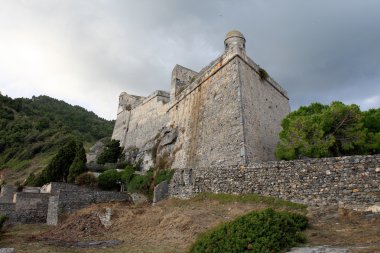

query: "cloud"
(0, 0), (379, 120)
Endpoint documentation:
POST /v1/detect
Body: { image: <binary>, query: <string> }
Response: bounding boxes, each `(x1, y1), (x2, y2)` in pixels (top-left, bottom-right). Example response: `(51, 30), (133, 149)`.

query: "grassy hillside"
(0, 93), (114, 183)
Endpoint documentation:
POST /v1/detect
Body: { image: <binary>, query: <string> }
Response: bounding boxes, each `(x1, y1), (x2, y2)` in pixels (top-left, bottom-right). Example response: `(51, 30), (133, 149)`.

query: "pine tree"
(67, 142), (88, 183)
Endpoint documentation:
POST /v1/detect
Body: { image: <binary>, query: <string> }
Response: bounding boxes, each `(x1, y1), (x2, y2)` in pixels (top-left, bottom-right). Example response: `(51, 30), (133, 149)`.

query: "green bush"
(0, 215), (7, 230)
(155, 169), (175, 185)
(258, 67), (269, 80)
(75, 172), (97, 187)
(127, 170), (153, 195)
(189, 208), (307, 253)
(121, 165), (137, 184)
(97, 169), (121, 190)
(97, 139), (122, 164)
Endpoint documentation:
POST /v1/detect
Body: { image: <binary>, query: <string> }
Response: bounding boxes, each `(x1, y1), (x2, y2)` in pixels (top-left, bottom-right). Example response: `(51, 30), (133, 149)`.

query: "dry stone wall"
(169, 155), (380, 207)
(0, 185), (17, 203)
(14, 192), (50, 223)
(47, 188), (130, 225)
(0, 182), (131, 225)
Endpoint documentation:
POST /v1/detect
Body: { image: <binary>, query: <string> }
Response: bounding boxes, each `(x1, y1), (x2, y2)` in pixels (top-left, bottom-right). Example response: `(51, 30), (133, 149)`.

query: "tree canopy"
(26, 139), (87, 186)
(276, 102), (379, 160)
(97, 139), (122, 164)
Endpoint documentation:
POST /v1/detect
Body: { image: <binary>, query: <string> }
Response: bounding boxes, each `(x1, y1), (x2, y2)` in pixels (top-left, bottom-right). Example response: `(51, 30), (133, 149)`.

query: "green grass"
(4, 159), (31, 171)
(191, 193), (307, 213)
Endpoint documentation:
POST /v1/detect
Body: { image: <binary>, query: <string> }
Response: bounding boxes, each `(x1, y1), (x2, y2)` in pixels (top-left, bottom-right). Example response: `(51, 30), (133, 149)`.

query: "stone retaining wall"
(47, 189), (131, 225)
(0, 182), (131, 225)
(14, 192), (50, 223)
(0, 186), (17, 203)
(169, 155), (380, 207)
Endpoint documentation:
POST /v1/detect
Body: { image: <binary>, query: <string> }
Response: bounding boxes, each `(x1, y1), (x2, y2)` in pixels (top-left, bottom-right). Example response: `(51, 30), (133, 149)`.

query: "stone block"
(153, 181), (169, 204)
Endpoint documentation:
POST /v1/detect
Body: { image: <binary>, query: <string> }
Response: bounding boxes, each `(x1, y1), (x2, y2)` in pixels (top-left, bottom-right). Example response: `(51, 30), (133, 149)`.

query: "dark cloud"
(1, 0), (379, 119)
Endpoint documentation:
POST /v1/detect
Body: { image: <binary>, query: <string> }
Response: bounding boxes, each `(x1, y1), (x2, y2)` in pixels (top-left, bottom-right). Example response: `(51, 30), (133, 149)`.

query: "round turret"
(224, 30), (246, 53)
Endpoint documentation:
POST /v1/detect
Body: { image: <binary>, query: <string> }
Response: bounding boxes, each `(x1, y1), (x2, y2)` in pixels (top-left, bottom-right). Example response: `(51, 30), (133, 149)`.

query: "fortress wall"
(112, 109), (132, 143)
(170, 57), (244, 168)
(171, 65), (198, 100)
(238, 57), (290, 163)
(169, 155), (380, 207)
(122, 92), (170, 149)
(112, 93), (145, 143)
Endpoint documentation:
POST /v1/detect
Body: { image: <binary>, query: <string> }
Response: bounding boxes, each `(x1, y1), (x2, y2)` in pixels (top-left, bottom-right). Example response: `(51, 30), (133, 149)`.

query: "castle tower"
(169, 30), (290, 167)
(224, 30), (246, 54)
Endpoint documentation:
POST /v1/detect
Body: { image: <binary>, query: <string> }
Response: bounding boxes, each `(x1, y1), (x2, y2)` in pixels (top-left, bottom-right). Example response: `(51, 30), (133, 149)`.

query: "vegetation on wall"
(0, 94), (114, 174)
(276, 101), (380, 160)
(189, 208), (307, 253)
(258, 67), (269, 80)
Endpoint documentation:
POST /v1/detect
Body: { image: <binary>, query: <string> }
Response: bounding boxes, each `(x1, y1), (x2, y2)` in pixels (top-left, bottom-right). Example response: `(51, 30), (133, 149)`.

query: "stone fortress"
(112, 30), (290, 170)
(113, 30), (380, 209)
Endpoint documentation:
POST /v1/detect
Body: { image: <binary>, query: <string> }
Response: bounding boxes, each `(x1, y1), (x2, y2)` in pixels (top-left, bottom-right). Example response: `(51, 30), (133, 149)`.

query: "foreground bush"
(97, 169), (121, 190)
(189, 208), (307, 253)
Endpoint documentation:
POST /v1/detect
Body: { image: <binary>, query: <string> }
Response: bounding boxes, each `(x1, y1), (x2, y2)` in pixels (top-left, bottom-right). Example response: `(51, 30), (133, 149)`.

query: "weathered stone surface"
(22, 187), (40, 193)
(153, 181), (169, 204)
(13, 192), (50, 223)
(0, 182), (131, 225)
(86, 137), (108, 164)
(130, 193), (148, 205)
(0, 248), (15, 253)
(47, 188), (131, 225)
(96, 207), (113, 228)
(169, 155), (380, 207)
(0, 185), (17, 203)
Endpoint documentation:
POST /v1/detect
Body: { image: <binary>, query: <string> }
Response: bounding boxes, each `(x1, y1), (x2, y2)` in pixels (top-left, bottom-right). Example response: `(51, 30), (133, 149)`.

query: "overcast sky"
(1, 0), (379, 120)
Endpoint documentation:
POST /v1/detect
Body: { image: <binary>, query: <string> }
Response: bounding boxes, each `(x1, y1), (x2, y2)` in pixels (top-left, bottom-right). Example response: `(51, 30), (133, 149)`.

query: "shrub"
(258, 67), (269, 80)
(0, 215), (7, 230)
(121, 165), (137, 184)
(155, 169), (175, 185)
(189, 208), (308, 253)
(127, 170), (153, 195)
(97, 139), (122, 164)
(97, 169), (122, 190)
(75, 172), (97, 187)
(25, 172), (47, 187)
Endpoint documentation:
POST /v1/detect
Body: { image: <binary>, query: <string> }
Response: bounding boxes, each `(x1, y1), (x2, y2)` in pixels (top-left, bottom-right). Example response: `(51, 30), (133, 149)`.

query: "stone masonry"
(0, 182), (131, 224)
(111, 30), (290, 170)
(169, 155), (380, 207)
